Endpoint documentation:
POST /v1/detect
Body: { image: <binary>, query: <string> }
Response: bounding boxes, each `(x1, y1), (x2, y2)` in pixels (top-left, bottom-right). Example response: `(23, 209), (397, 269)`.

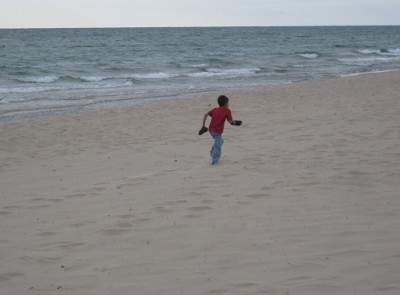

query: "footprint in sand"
(0, 272), (24, 282)
(187, 206), (212, 212)
(100, 228), (131, 236)
(69, 223), (85, 228)
(184, 206), (213, 218)
(154, 206), (174, 213)
(190, 191), (204, 197)
(28, 204), (51, 209)
(207, 289), (230, 294)
(115, 222), (133, 229)
(31, 198), (63, 203)
(237, 201), (252, 205)
(119, 214), (151, 223)
(185, 214), (202, 218)
(55, 242), (86, 250)
(37, 232), (57, 237)
(64, 193), (87, 199)
(230, 283), (258, 289)
(246, 193), (271, 199)
(201, 200), (216, 204)
(119, 213), (135, 219)
(3, 205), (22, 209)
(165, 200), (188, 206)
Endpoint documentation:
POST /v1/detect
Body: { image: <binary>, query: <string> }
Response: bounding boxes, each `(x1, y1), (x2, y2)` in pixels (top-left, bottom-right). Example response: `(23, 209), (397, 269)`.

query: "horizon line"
(1, 24), (400, 30)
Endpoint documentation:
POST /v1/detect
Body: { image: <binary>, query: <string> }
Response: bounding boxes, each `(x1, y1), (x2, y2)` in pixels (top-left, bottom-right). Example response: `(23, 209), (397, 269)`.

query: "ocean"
(1, 26), (400, 124)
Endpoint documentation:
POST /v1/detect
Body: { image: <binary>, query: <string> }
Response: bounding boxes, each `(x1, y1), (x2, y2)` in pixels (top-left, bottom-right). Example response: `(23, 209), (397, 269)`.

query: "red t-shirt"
(208, 106), (233, 134)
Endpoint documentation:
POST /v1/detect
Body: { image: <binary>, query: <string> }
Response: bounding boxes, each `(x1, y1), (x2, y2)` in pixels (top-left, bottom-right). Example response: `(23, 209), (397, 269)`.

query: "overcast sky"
(1, 0), (399, 28)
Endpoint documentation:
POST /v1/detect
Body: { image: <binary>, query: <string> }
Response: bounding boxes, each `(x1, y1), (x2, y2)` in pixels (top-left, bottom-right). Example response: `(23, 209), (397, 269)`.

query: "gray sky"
(1, 0), (399, 28)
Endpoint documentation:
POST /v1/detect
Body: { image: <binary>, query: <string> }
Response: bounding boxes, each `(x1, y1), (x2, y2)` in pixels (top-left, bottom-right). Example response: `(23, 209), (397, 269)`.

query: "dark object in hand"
(199, 127), (208, 135)
(233, 120), (242, 126)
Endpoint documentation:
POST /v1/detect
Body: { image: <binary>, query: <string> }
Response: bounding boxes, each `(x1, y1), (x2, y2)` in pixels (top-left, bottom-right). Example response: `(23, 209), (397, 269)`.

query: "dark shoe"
(198, 127), (208, 135)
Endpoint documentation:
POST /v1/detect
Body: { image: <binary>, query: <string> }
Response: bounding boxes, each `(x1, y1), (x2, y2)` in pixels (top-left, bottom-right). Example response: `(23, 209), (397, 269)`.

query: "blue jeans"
(210, 132), (224, 164)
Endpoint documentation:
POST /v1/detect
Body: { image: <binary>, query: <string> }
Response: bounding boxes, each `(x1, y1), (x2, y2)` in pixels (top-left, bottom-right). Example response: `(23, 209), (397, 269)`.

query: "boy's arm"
(202, 112), (209, 127)
(198, 112), (210, 135)
(226, 109), (238, 125)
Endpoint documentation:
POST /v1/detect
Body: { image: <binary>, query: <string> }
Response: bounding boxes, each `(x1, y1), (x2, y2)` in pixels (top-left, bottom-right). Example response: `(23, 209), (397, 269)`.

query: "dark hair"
(218, 95), (229, 106)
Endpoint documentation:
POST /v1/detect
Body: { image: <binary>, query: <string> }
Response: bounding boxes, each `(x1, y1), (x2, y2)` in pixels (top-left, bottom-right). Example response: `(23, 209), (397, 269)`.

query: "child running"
(199, 95), (242, 165)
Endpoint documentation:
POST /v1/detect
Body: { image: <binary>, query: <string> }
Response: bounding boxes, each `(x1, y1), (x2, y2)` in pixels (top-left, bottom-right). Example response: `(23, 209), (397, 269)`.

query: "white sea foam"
(133, 72), (179, 79)
(188, 68), (259, 78)
(358, 48), (400, 56)
(298, 53), (319, 59)
(0, 86), (55, 94)
(388, 48), (400, 55)
(341, 69), (398, 77)
(80, 76), (106, 82)
(339, 56), (400, 65)
(189, 63), (209, 68)
(18, 76), (60, 83)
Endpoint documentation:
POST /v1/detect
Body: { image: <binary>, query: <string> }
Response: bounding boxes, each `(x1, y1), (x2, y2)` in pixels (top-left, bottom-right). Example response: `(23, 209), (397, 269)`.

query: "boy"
(199, 95), (242, 165)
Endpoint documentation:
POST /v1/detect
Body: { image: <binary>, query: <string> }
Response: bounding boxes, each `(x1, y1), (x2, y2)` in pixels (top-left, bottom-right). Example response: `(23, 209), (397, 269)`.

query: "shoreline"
(1, 71), (400, 294)
(1, 69), (399, 126)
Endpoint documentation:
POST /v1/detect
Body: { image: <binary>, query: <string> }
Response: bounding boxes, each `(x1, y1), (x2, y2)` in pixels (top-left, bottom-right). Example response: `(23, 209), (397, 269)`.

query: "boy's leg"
(210, 132), (223, 164)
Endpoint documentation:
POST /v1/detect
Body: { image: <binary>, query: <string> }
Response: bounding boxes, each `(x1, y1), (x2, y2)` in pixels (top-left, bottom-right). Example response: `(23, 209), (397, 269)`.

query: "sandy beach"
(1, 71), (400, 295)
